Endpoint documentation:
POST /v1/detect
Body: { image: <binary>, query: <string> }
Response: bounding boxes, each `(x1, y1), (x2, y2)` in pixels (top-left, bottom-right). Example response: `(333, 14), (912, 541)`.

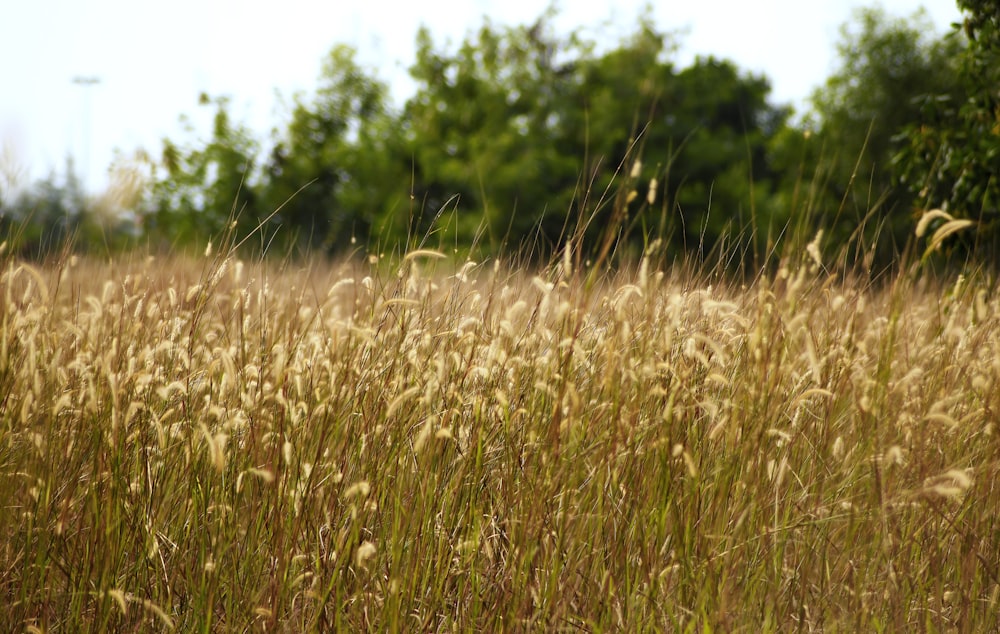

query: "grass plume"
(1, 242), (998, 631)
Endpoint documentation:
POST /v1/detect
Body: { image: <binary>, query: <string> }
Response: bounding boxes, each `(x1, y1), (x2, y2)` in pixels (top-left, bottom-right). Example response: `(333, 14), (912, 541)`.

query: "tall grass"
(1, 235), (998, 631)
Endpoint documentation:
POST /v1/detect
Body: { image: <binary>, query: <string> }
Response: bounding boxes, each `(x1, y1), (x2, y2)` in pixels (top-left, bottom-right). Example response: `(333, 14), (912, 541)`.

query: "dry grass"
(1, 244), (999, 632)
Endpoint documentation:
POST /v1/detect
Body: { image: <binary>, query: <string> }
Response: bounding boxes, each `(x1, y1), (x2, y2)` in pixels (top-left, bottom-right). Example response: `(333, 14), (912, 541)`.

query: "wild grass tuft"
(1, 237), (999, 631)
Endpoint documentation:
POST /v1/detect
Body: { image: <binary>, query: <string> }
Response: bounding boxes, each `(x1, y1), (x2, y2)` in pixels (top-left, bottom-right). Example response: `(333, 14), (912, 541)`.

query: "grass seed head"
(355, 541), (377, 568)
(343, 481), (371, 499)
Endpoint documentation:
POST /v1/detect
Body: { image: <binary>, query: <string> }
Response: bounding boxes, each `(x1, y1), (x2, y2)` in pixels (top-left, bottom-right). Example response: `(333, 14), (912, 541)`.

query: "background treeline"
(2, 2), (997, 270)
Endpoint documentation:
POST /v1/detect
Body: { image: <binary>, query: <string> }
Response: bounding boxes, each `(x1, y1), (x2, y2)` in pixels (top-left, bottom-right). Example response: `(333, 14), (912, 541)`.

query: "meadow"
(1, 237), (998, 631)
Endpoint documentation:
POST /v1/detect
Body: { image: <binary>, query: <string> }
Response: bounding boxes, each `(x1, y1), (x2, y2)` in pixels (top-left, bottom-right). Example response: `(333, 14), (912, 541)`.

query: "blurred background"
(2, 0), (994, 269)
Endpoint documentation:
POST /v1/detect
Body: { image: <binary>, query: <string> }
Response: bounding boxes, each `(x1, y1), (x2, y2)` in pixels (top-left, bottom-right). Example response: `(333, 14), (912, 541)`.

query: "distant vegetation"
(4, 3), (1000, 630)
(1, 2), (998, 271)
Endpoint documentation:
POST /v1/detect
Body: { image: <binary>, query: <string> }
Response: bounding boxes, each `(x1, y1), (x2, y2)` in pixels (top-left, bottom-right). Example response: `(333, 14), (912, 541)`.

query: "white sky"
(1, 0), (963, 194)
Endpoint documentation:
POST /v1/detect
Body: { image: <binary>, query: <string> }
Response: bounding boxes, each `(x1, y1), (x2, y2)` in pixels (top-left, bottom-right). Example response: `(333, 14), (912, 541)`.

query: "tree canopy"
(4, 4), (998, 272)
(895, 0), (1000, 263)
(799, 7), (965, 269)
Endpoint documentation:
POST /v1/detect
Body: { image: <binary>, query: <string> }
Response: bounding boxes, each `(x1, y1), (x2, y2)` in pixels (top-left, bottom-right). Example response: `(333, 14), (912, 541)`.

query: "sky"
(1, 0), (963, 195)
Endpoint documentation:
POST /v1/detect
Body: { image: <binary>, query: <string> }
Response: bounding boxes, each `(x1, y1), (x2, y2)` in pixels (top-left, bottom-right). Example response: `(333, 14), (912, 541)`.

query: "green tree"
(147, 94), (262, 251)
(263, 45), (405, 255)
(401, 16), (589, 254)
(641, 57), (786, 260)
(143, 12), (790, 266)
(805, 7), (963, 267)
(0, 158), (86, 258)
(896, 0), (1000, 261)
(402, 14), (789, 263)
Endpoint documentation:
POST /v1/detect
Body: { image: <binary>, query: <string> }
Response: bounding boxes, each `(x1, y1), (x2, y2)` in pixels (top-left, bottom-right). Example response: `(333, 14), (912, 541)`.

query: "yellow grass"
(1, 249), (998, 631)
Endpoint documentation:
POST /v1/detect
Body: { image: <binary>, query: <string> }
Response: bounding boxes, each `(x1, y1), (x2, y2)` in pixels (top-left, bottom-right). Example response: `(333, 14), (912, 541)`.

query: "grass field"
(1, 242), (998, 631)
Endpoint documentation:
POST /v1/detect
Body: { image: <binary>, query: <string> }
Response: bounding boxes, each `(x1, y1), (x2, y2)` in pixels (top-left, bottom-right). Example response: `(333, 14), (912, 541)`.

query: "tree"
(147, 94), (262, 251)
(895, 0), (1000, 262)
(644, 57), (786, 260)
(263, 45), (405, 255)
(401, 13), (789, 263)
(0, 158), (87, 258)
(806, 8), (964, 267)
(401, 16), (589, 254)
(141, 11), (790, 267)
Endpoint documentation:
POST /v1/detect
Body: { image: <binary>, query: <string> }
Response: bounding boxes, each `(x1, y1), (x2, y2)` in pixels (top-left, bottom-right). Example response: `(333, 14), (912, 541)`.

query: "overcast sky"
(1, 0), (963, 194)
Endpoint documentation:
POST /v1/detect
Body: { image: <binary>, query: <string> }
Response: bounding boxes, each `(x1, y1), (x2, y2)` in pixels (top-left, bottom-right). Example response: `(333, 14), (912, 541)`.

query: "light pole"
(72, 76), (100, 191)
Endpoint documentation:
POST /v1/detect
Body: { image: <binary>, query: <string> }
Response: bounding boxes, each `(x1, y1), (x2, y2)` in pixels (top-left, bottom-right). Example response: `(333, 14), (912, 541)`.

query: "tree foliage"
(804, 8), (964, 267)
(0, 159), (87, 258)
(136, 13), (790, 264)
(18, 4), (1000, 270)
(146, 94), (262, 251)
(400, 15), (787, 263)
(263, 45), (405, 255)
(400, 17), (590, 253)
(895, 0), (1000, 260)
